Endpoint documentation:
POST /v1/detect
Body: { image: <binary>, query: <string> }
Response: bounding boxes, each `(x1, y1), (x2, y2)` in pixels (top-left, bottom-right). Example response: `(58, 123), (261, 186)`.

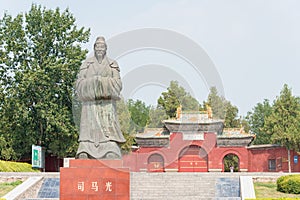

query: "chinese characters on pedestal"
(77, 180), (113, 193)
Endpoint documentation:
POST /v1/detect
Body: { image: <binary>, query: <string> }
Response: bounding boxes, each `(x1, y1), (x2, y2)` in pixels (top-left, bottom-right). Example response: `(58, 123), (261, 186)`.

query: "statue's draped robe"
(75, 56), (125, 159)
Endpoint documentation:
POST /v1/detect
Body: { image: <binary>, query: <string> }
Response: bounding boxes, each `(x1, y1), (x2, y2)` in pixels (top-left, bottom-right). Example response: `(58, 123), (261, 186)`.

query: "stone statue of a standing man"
(75, 36), (125, 159)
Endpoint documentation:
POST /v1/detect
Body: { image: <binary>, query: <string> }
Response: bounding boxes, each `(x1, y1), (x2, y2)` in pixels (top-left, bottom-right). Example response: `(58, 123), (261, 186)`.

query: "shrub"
(0, 160), (39, 172)
(277, 174), (300, 194)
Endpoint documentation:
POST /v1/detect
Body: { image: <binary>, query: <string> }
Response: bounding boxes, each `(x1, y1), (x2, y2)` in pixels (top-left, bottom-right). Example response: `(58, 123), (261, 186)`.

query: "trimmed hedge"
(0, 160), (39, 172)
(277, 174), (300, 194)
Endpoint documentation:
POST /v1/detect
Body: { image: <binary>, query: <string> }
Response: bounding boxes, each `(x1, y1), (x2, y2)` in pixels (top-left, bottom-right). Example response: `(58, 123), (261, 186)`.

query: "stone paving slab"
(37, 178), (60, 198)
(215, 177), (240, 198)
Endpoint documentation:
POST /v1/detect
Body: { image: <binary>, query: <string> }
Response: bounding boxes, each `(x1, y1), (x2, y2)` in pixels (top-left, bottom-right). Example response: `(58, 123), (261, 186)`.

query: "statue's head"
(94, 36), (107, 62)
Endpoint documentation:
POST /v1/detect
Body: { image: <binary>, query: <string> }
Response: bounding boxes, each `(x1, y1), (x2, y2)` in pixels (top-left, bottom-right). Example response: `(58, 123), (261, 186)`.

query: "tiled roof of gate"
(135, 128), (169, 138)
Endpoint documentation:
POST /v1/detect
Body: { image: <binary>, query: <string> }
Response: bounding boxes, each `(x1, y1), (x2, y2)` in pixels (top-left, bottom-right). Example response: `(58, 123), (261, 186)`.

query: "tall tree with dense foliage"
(116, 99), (136, 153)
(246, 99), (272, 144)
(127, 99), (150, 132)
(207, 87), (226, 119)
(206, 87), (241, 128)
(0, 4), (90, 160)
(224, 101), (240, 128)
(157, 81), (199, 118)
(148, 106), (169, 128)
(264, 84), (300, 172)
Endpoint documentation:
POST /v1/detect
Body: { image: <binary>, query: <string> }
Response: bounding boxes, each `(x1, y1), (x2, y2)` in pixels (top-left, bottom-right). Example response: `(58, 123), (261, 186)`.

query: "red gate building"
(122, 112), (300, 173)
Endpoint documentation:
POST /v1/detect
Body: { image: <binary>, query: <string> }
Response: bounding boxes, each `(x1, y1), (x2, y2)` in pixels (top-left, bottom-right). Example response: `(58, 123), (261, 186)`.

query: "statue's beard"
(95, 51), (106, 63)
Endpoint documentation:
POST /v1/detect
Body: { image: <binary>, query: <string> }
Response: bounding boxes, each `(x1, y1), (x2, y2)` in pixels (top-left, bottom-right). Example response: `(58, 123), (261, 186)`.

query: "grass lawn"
(0, 180), (23, 197)
(254, 181), (300, 198)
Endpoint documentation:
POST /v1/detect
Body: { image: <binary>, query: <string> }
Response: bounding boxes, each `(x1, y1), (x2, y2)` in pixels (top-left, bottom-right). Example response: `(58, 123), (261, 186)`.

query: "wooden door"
(178, 146), (207, 172)
(148, 154), (164, 172)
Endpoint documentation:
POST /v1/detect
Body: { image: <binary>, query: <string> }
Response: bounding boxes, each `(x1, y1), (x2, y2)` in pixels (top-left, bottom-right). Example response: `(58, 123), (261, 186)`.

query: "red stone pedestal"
(60, 159), (130, 200)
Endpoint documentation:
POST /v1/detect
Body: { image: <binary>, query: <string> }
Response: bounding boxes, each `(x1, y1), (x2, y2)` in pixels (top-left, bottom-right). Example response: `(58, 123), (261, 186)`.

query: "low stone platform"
(1, 172), (288, 200)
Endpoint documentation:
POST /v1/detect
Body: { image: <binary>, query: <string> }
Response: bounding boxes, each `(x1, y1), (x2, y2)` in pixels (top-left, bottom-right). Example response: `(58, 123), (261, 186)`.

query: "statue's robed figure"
(75, 36), (125, 159)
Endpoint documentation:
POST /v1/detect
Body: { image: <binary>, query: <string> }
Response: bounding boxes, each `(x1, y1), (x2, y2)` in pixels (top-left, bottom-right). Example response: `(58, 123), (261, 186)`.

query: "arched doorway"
(223, 153), (239, 172)
(178, 145), (208, 172)
(148, 153), (164, 172)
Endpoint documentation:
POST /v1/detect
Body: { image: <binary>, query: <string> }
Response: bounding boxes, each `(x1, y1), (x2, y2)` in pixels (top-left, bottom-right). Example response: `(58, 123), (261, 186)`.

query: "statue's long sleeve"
(76, 73), (98, 101)
(99, 61), (122, 99)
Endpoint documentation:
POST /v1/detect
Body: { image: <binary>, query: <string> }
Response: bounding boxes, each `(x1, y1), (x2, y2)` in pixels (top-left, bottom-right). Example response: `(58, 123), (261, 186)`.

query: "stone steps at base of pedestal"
(130, 173), (241, 200)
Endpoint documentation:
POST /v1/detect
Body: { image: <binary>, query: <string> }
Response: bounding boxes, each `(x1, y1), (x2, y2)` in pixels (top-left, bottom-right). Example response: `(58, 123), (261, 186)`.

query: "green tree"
(157, 81), (199, 118)
(117, 99), (136, 153)
(240, 118), (250, 133)
(224, 101), (240, 128)
(0, 87), (16, 160)
(0, 4), (90, 160)
(0, 135), (16, 161)
(246, 99), (272, 144)
(206, 87), (241, 128)
(264, 84), (300, 172)
(127, 99), (150, 132)
(207, 87), (226, 119)
(148, 106), (169, 128)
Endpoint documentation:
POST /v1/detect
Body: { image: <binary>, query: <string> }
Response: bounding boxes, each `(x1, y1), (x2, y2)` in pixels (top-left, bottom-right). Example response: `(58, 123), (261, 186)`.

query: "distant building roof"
(217, 135), (254, 147)
(222, 128), (253, 137)
(247, 144), (281, 149)
(172, 111), (223, 124)
(135, 128), (170, 147)
(135, 128), (169, 138)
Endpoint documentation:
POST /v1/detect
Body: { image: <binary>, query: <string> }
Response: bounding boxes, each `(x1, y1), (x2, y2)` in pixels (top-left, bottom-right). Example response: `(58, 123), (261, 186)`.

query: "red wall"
(123, 132), (300, 173)
(123, 132), (217, 171)
(248, 147), (300, 172)
(209, 147), (249, 171)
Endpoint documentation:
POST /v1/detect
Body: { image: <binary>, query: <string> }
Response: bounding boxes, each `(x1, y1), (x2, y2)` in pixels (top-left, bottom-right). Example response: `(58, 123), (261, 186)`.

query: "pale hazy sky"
(1, 0), (300, 116)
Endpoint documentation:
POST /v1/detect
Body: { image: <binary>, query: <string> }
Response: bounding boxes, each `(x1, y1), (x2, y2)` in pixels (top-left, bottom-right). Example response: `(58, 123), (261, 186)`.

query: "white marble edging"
(240, 176), (256, 200)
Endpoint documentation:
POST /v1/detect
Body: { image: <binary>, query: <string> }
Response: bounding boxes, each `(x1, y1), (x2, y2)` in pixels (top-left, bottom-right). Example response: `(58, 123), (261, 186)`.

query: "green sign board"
(32, 145), (45, 168)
